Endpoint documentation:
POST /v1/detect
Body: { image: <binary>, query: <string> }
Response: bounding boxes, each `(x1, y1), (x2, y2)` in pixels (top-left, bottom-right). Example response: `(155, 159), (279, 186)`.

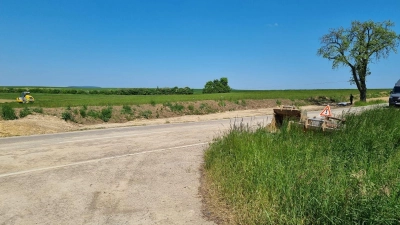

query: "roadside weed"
(204, 107), (400, 224)
(100, 106), (113, 122)
(140, 110), (152, 119)
(1, 105), (18, 120)
(19, 107), (32, 118)
(61, 110), (73, 121)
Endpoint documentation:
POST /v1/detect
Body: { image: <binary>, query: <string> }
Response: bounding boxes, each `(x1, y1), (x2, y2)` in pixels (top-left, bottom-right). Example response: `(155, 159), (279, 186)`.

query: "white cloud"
(267, 23), (279, 27)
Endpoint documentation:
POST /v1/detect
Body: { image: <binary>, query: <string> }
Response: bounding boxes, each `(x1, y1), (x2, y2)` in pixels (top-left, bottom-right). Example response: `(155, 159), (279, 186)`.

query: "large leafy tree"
(318, 20), (400, 101)
(202, 77), (231, 94)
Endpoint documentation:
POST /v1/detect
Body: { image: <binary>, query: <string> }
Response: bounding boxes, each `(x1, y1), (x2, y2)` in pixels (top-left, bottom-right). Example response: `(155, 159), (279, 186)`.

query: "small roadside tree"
(317, 20), (400, 101)
(202, 77), (231, 94)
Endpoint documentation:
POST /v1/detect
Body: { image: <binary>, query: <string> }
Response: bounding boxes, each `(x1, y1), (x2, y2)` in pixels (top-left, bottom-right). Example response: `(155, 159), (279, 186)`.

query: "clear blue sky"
(1, 0), (399, 89)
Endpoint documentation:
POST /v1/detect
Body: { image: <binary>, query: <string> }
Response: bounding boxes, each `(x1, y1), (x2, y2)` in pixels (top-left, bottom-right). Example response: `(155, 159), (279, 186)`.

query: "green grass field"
(0, 89), (389, 108)
(204, 107), (400, 224)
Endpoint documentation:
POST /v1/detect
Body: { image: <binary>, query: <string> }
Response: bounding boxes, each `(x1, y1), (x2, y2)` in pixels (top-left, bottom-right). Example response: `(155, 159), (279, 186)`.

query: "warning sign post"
(319, 105), (332, 117)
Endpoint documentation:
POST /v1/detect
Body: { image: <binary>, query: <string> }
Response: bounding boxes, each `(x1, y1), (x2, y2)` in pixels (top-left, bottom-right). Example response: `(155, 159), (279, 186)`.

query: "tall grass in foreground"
(204, 107), (400, 224)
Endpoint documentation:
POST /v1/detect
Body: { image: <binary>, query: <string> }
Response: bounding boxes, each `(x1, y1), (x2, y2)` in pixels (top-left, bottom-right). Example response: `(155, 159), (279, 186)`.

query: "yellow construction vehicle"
(16, 91), (35, 103)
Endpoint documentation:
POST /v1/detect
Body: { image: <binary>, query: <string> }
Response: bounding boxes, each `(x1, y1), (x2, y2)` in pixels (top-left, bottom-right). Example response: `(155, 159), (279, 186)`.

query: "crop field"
(0, 89), (389, 108)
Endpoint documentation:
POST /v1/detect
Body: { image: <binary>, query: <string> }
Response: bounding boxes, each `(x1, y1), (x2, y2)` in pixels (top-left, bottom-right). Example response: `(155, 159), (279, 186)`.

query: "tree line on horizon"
(1, 77), (233, 95)
(0, 86), (194, 95)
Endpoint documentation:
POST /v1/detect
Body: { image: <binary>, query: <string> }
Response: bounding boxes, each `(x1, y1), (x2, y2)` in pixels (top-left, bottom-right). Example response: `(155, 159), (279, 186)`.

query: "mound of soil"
(0, 114), (78, 137)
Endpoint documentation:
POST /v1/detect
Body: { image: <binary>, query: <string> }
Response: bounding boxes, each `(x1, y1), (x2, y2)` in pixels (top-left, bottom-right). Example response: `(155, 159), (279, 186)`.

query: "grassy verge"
(0, 89), (389, 108)
(204, 107), (400, 224)
(354, 99), (387, 106)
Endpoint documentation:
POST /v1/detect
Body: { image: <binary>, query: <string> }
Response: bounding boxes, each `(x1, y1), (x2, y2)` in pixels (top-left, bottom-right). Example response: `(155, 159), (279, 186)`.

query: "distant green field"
(0, 89), (389, 108)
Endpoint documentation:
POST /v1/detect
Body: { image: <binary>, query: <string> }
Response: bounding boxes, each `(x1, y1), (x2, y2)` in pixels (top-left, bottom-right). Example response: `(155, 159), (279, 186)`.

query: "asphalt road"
(0, 115), (272, 225)
(0, 104), (384, 225)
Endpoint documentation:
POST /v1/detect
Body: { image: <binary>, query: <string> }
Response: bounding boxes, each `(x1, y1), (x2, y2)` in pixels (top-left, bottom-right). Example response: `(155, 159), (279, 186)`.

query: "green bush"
(121, 105), (132, 115)
(150, 100), (156, 106)
(170, 103), (184, 112)
(1, 105), (18, 120)
(163, 102), (184, 112)
(79, 107), (87, 118)
(19, 107), (32, 118)
(61, 111), (73, 121)
(188, 104), (194, 111)
(87, 110), (99, 119)
(140, 110), (152, 119)
(100, 106), (112, 122)
(32, 107), (44, 113)
(204, 107), (400, 224)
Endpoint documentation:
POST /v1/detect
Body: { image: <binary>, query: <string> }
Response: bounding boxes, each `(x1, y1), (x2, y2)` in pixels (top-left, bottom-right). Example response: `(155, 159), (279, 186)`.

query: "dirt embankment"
(0, 99), (308, 137)
(2, 96), (386, 137)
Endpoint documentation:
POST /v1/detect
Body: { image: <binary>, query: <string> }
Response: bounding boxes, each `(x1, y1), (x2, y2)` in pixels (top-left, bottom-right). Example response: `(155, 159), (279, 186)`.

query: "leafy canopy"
(202, 77), (231, 94)
(317, 20), (399, 101)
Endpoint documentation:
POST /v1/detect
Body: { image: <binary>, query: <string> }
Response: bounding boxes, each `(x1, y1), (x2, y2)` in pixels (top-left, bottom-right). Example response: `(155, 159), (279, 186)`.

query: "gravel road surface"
(0, 116), (272, 225)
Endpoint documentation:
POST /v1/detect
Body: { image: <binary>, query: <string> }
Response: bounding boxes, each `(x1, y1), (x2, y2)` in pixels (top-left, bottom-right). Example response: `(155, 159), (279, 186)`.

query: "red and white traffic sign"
(319, 105), (332, 117)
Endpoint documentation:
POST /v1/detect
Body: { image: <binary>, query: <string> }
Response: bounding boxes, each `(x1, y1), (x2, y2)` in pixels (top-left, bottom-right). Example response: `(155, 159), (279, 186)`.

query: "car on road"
(389, 79), (400, 107)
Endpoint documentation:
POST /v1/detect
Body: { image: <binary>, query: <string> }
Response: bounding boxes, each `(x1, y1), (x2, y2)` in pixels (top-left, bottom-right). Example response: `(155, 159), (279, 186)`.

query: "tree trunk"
(356, 63), (367, 102)
(359, 89), (367, 102)
(359, 79), (367, 102)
